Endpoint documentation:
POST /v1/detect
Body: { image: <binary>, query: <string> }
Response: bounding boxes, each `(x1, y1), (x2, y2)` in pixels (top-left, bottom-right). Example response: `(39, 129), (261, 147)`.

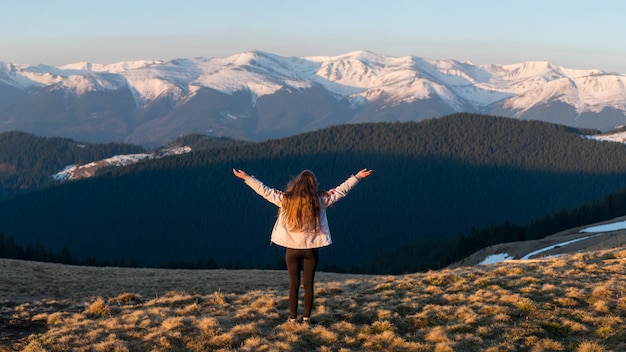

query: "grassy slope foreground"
(2, 247), (626, 351)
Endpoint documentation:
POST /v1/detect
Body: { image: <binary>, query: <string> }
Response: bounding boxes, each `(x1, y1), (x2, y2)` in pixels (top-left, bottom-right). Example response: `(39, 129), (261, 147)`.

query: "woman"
(233, 168), (373, 323)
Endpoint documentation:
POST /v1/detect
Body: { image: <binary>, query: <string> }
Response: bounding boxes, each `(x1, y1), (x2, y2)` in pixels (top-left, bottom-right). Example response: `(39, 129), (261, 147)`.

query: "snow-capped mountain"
(1, 50), (625, 146)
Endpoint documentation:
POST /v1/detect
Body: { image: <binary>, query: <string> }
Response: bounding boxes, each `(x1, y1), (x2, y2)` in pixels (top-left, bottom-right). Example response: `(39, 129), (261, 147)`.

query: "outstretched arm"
(233, 168), (282, 207)
(324, 168), (373, 206)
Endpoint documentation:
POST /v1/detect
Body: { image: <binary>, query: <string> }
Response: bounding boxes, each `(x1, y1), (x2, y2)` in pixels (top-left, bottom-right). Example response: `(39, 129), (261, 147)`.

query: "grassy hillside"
(3, 114), (626, 272)
(2, 245), (625, 351)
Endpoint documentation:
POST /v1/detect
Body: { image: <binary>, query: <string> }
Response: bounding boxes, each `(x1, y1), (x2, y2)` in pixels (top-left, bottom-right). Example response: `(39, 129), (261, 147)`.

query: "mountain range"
(1, 50), (625, 147)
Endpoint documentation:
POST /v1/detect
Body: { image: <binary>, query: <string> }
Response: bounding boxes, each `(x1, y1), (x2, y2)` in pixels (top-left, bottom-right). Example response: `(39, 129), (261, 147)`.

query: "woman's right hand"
(356, 168), (373, 179)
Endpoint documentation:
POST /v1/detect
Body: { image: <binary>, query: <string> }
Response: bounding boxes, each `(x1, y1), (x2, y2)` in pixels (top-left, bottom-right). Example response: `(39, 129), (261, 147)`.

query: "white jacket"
(243, 174), (361, 249)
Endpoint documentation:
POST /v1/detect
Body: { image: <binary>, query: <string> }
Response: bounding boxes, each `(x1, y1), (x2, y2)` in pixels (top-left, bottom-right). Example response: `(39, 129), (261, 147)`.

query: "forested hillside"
(2, 114), (626, 273)
(0, 131), (145, 200)
(171, 134), (249, 151)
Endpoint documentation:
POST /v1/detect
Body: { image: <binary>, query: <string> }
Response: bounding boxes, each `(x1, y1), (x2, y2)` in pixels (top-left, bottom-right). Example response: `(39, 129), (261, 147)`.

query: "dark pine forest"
(0, 131), (145, 200)
(3, 114), (626, 274)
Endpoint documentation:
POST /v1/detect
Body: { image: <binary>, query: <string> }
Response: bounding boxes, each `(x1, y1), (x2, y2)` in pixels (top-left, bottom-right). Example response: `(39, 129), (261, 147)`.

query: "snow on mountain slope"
(61, 60), (160, 73)
(1, 50), (626, 145)
(308, 52), (505, 110)
(52, 145), (191, 181)
(192, 52), (317, 105)
(588, 130), (626, 143)
(3, 50), (623, 113)
(576, 73), (626, 111)
(0, 63), (131, 99)
(490, 62), (626, 114)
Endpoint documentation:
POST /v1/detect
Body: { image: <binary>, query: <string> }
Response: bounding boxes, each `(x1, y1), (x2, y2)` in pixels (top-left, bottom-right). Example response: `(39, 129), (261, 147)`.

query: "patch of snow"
(52, 153), (152, 180)
(479, 253), (513, 265)
(159, 145), (191, 156)
(520, 234), (604, 260)
(52, 146), (191, 181)
(580, 220), (626, 233)
(51, 164), (78, 181)
(587, 131), (626, 143)
(99, 153), (153, 166)
(479, 223), (618, 265)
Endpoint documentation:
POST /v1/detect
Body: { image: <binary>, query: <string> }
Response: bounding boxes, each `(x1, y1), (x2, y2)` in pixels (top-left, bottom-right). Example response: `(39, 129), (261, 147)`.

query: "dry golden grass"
(2, 248), (626, 351)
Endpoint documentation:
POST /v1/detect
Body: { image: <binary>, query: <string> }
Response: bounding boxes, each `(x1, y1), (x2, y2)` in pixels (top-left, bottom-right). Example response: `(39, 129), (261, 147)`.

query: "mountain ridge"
(1, 50), (625, 146)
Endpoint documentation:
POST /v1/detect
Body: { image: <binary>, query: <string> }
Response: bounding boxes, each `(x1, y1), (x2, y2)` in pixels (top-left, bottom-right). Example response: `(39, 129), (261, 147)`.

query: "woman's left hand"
(233, 168), (248, 180)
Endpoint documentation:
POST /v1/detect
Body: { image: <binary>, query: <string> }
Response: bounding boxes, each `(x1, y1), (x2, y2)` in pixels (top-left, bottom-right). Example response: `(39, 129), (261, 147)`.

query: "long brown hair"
(280, 170), (323, 232)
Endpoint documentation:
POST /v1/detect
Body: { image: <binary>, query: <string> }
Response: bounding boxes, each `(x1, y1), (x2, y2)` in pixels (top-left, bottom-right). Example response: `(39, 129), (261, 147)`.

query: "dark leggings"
(285, 248), (319, 319)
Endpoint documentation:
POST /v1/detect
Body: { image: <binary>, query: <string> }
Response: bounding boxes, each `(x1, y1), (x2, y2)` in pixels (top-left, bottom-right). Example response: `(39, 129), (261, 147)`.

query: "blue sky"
(2, 0), (625, 73)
